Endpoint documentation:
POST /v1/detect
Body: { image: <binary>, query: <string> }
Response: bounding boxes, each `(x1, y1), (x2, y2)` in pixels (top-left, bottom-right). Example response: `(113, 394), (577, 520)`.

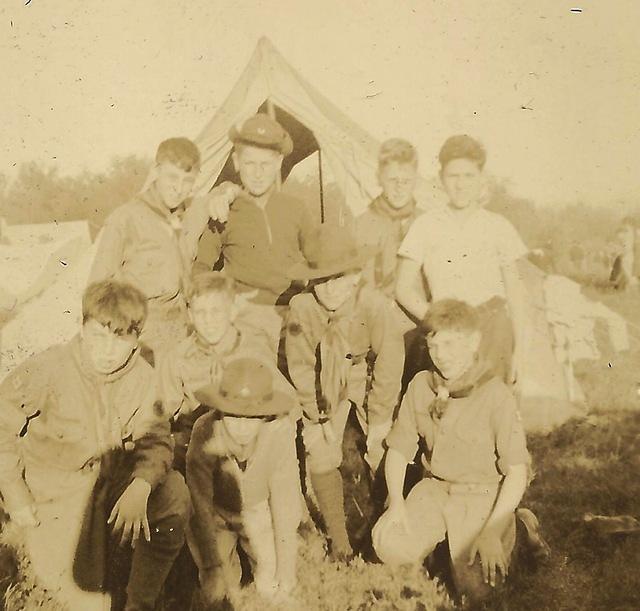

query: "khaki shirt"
(90, 184), (211, 302)
(0, 336), (172, 513)
(285, 286), (405, 425)
(387, 372), (530, 484)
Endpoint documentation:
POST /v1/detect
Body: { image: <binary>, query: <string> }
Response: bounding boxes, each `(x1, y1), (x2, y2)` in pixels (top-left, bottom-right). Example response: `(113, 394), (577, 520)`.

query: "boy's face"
(222, 415), (264, 447)
(378, 161), (417, 209)
(156, 161), (198, 211)
(427, 327), (481, 381)
(188, 291), (235, 346)
(314, 271), (361, 312)
(440, 158), (484, 210)
(81, 319), (138, 375)
(232, 145), (283, 197)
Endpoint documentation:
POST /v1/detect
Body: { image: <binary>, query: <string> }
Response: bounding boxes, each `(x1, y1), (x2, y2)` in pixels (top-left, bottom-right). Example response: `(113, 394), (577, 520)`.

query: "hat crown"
(229, 113), (293, 156)
(302, 223), (360, 271)
(219, 358), (273, 404)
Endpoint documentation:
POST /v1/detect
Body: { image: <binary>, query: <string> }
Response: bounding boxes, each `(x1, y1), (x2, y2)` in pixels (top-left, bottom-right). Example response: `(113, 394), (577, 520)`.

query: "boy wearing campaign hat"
(186, 357), (301, 606)
(194, 113), (319, 346)
(90, 138), (241, 364)
(372, 299), (547, 604)
(157, 271), (285, 472)
(285, 223), (405, 560)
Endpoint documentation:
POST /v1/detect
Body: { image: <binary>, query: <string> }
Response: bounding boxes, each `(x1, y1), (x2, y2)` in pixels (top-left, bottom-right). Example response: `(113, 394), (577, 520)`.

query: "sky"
(1, 0), (638, 208)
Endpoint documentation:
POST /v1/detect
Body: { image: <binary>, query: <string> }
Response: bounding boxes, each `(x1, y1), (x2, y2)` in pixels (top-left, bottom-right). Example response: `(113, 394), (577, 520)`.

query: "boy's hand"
(208, 181), (242, 223)
(108, 477), (152, 547)
(10, 504), (40, 529)
(468, 528), (507, 587)
(372, 501), (410, 550)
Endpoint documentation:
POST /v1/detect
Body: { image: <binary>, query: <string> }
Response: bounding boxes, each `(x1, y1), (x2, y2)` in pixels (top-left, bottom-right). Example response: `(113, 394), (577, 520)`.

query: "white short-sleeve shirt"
(398, 206), (527, 306)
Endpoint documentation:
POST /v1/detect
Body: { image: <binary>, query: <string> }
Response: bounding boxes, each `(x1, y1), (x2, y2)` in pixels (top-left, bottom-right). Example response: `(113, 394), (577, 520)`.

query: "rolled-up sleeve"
(385, 374), (430, 464)
(491, 390), (531, 478)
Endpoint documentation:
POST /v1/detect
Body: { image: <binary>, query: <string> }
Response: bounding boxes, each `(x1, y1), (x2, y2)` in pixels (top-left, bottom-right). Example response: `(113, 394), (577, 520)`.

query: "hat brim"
(194, 385), (296, 417)
(287, 248), (375, 281)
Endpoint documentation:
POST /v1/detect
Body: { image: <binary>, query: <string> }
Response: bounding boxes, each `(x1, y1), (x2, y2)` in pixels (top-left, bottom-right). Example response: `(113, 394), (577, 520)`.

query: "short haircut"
(438, 135), (486, 171)
(156, 137), (201, 172)
(82, 281), (147, 337)
(186, 272), (236, 304)
(421, 299), (480, 335)
(378, 138), (418, 169)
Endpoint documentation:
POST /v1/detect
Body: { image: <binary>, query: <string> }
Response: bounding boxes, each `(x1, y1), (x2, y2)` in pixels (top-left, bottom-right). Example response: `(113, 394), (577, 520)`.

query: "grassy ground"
(2, 286), (640, 610)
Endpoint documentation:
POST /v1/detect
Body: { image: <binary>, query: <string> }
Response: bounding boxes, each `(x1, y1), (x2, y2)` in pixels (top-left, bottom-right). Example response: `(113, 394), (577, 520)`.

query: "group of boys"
(0, 112), (547, 610)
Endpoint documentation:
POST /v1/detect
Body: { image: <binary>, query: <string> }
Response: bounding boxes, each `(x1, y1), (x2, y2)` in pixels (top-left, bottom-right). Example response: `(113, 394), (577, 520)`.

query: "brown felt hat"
(229, 113), (293, 156)
(194, 357), (296, 417)
(288, 222), (374, 281)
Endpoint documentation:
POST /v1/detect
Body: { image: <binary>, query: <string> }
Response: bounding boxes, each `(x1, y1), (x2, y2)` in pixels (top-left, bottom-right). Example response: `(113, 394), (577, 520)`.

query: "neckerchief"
(370, 196), (418, 289)
(313, 290), (358, 418)
(139, 183), (186, 233)
(426, 358), (495, 421)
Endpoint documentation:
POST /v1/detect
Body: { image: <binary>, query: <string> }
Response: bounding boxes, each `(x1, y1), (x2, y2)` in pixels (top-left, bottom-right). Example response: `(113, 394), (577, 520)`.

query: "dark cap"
(229, 113), (293, 156)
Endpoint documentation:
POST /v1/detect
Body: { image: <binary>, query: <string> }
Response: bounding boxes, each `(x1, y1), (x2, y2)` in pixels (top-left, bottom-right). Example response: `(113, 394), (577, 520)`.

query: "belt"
(431, 477), (500, 495)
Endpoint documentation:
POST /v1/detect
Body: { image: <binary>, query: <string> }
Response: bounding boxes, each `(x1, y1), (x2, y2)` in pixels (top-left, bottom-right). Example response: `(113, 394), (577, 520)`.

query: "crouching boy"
(372, 299), (539, 604)
(158, 271), (282, 472)
(286, 223), (405, 560)
(0, 281), (191, 611)
(186, 357), (302, 605)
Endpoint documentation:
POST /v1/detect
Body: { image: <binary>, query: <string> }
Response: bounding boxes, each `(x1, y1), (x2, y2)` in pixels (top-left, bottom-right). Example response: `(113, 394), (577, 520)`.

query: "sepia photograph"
(0, 1), (639, 609)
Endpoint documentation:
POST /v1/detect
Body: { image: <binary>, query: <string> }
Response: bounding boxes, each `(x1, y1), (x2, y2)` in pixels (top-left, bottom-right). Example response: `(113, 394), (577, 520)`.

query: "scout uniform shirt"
(356, 195), (424, 297)
(285, 285), (405, 426)
(0, 336), (172, 514)
(186, 413), (301, 586)
(195, 191), (317, 304)
(386, 367), (530, 484)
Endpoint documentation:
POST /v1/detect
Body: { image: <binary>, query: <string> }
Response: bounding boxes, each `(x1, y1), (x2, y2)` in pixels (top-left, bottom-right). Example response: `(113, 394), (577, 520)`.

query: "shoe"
(516, 508), (551, 561)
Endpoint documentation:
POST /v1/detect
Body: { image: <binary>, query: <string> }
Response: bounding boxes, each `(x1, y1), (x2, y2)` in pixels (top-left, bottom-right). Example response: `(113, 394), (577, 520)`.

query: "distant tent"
(193, 36), (440, 221)
(0, 220), (97, 381)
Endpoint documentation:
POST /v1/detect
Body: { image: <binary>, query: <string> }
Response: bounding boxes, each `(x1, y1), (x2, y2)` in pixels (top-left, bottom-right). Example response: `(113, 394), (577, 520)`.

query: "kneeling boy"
(0, 281), (191, 611)
(186, 357), (301, 605)
(286, 223), (405, 559)
(373, 299), (538, 603)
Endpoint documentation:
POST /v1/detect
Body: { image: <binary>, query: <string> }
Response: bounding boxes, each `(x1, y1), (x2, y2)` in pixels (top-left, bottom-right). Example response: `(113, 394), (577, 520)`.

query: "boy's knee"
(151, 470), (192, 523)
(372, 522), (424, 566)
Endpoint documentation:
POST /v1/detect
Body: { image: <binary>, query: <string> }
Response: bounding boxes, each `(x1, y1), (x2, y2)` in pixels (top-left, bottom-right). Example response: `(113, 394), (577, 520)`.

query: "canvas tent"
(194, 36), (441, 219)
(0, 220), (97, 382)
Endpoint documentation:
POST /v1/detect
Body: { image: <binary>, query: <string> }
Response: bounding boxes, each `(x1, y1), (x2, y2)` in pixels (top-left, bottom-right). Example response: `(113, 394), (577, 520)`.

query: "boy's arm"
(373, 378), (425, 546)
(366, 293), (405, 428)
(469, 388), (531, 585)
(285, 301), (322, 422)
(128, 371), (173, 490)
(156, 349), (188, 420)
(0, 352), (53, 516)
(267, 420), (302, 591)
(395, 258), (429, 320)
(185, 415), (220, 570)
(181, 183), (240, 269)
(88, 211), (127, 284)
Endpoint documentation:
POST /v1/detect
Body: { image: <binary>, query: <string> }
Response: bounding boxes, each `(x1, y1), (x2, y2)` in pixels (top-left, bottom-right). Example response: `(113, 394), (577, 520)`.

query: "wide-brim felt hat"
(229, 113), (294, 157)
(194, 357), (296, 417)
(288, 222), (375, 281)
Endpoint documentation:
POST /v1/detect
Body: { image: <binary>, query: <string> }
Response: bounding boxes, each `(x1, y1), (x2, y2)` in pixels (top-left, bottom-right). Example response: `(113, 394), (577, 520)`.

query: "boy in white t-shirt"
(395, 135), (528, 383)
